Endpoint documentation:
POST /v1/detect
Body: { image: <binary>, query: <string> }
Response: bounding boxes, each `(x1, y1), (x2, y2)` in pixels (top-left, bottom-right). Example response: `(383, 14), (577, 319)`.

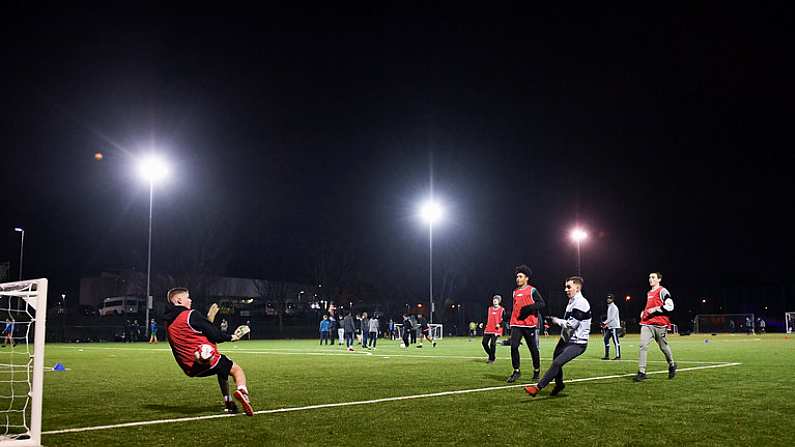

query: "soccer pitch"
(41, 334), (794, 446)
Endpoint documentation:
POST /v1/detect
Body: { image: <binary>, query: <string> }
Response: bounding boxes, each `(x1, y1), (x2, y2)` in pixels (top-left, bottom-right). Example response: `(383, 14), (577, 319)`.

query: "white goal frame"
(786, 312), (795, 334)
(693, 313), (754, 334)
(0, 279), (48, 447)
(393, 323), (443, 342)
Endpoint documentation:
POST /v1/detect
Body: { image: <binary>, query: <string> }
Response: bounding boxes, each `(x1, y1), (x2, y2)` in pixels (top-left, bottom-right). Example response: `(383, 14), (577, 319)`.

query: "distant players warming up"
(525, 276), (591, 397)
(507, 265), (545, 383)
(635, 272), (676, 381)
(482, 295), (504, 363)
(601, 294), (621, 360)
(164, 287), (254, 416)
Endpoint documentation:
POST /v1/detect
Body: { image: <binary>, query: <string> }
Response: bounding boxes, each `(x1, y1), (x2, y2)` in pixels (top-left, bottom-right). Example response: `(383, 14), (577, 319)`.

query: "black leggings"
(538, 339), (587, 389)
(482, 334), (498, 361)
(510, 326), (540, 371)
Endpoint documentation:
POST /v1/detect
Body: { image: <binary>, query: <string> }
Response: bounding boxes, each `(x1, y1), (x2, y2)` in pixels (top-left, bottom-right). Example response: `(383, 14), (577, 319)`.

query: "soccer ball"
(194, 344), (215, 364)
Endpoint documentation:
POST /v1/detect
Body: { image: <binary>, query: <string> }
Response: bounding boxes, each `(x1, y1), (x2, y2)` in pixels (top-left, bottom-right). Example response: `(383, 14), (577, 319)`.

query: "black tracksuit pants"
(482, 333), (498, 361)
(510, 326), (540, 371)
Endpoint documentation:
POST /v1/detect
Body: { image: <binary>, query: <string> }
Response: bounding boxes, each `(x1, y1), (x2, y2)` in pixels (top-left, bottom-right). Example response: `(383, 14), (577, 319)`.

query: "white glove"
(231, 325), (250, 342)
(207, 303), (220, 323)
(551, 317), (564, 326)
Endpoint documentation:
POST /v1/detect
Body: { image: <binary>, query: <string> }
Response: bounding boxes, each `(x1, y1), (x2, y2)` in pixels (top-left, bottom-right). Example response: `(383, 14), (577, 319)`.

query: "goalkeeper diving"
(164, 287), (254, 416)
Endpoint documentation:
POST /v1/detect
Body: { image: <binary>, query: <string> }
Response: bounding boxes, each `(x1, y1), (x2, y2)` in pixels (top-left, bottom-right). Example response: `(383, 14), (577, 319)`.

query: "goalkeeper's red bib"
(510, 285), (539, 328)
(166, 309), (221, 377)
(641, 287), (672, 328)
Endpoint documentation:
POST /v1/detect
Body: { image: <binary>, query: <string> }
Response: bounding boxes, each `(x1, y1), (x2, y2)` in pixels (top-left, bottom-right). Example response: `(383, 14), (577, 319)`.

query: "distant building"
(80, 270), (320, 318)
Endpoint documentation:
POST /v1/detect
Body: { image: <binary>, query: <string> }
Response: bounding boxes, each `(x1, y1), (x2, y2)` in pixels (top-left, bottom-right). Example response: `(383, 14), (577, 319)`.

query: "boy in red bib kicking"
(164, 287), (254, 416)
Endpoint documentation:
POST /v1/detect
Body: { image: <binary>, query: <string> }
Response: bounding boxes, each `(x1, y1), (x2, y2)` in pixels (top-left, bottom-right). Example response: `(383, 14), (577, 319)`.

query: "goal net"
(786, 312), (795, 334)
(693, 313), (755, 334)
(393, 323), (443, 343)
(0, 279), (48, 447)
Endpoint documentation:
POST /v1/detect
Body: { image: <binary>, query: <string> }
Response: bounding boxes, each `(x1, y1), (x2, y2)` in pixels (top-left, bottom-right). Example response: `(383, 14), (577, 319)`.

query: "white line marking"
(43, 362), (741, 436)
(62, 346), (725, 364)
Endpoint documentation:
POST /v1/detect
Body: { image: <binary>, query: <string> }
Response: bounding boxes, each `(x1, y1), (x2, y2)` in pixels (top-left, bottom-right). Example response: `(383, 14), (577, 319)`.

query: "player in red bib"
(506, 265), (546, 383)
(634, 272), (677, 382)
(164, 287), (254, 416)
(482, 295), (505, 364)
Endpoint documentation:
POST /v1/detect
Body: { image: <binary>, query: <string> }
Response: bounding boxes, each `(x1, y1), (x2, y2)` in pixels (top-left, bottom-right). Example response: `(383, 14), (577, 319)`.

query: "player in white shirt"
(601, 294), (621, 360)
(524, 276), (591, 397)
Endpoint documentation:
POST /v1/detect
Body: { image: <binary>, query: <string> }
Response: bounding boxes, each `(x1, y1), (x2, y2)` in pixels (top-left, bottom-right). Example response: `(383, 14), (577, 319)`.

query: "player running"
(524, 276), (591, 397)
(635, 272), (677, 382)
(163, 287), (254, 416)
(506, 265), (545, 383)
(482, 295), (504, 364)
(416, 314), (436, 348)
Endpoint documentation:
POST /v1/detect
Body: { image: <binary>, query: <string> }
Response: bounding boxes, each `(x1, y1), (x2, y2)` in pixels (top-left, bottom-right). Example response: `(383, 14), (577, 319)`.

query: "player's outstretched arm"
(188, 311), (232, 343)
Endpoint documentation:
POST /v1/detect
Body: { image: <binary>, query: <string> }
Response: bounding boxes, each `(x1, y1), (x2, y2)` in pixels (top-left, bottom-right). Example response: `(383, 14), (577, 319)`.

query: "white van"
(99, 296), (145, 316)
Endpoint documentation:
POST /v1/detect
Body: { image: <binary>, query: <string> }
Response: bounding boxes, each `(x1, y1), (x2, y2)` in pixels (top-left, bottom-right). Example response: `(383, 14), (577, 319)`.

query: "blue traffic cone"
(52, 363), (66, 371)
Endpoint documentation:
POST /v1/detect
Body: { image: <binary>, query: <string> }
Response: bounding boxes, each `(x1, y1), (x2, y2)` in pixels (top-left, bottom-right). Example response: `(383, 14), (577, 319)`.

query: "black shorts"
(196, 354), (234, 378)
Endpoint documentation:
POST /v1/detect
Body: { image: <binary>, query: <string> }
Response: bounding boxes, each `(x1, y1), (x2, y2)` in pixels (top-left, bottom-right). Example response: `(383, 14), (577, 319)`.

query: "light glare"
(570, 228), (588, 242)
(137, 155), (169, 183)
(419, 200), (443, 224)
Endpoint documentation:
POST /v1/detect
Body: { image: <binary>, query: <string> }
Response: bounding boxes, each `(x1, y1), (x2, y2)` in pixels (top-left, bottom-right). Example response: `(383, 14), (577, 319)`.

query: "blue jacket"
(319, 319), (331, 333)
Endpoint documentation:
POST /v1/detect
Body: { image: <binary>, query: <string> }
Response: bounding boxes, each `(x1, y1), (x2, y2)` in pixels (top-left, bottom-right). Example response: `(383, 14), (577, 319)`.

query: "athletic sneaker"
(224, 400), (239, 414)
(601, 356), (610, 360)
(523, 385), (539, 397)
(549, 383), (566, 396)
(233, 389), (254, 416)
(486, 359), (495, 364)
(668, 363), (677, 379)
(432, 341), (437, 348)
(347, 347), (354, 352)
(506, 371), (521, 383)
(416, 345), (423, 348)
(531, 370), (540, 381)
(633, 372), (647, 382)
(612, 356), (622, 360)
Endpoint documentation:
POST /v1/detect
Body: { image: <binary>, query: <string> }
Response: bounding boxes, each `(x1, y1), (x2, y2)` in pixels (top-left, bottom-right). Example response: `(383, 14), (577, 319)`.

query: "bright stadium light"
(136, 155), (169, 183)
(419, 199), (443, 224)
(570, 228), (588, 243)
(569, 227), (588, 276)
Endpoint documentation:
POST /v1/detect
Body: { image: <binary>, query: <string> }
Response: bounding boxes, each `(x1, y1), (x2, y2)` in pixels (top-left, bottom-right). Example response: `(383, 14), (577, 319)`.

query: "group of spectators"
(320, 312), (391, 351)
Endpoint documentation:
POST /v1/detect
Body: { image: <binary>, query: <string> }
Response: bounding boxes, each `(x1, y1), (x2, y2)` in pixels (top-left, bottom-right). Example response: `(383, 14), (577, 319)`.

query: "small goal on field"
(393, 323), (443, 342)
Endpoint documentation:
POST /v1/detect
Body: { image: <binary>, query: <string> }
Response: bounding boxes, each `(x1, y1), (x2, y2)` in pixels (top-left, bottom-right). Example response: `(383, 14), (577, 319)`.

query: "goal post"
(393, 323), (443, 343)
(0, 279), (48, 447)
(693, 313), (754, 334)
(786, 312), (795, 334)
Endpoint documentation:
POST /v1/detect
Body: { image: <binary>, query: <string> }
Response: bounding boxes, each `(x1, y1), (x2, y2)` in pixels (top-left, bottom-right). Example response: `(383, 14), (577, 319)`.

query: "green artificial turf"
(33, 333), (795, 446)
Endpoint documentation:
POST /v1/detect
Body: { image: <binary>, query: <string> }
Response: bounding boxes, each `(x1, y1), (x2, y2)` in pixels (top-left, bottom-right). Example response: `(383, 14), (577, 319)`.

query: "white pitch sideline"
(43, 362), (741, 436)
(65, 345), (728, 365)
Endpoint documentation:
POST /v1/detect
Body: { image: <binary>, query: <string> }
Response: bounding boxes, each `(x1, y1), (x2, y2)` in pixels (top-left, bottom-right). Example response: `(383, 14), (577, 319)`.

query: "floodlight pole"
(16, 228), (24, 280)
(145, 181), (153, 338)
(576, 238), (581, 276)
(429, 220), (433, 324)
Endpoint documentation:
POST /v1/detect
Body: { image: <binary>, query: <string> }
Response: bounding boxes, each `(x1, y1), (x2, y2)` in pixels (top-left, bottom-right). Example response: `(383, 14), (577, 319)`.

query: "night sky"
(2, 5), (793, 318)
